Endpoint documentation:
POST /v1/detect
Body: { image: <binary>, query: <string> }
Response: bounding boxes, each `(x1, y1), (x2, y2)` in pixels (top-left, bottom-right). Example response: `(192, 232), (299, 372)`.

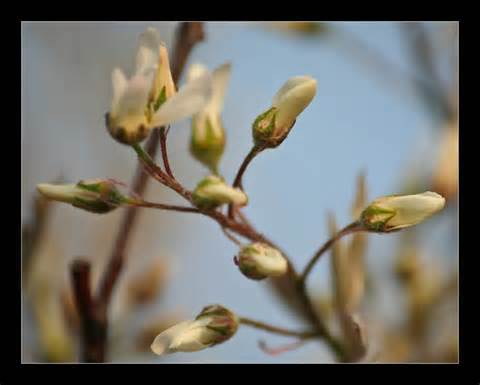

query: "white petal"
(272, 76), (315, 106)
(135, 28), (161, 75)
(111, 68), (128, 116)
(150, 321), (193, 355)
(208, 62), (231, 115)
(115, 74), (152, 119)
(151, 72), (213, 127)
(273, 76), (317, 130)
(187, 63), (209, 83)
(379, 192), (445, 229)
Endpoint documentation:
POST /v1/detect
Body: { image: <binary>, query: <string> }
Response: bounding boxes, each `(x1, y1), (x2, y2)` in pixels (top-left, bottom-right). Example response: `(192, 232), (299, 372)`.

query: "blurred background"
(21, 21), (458, 363)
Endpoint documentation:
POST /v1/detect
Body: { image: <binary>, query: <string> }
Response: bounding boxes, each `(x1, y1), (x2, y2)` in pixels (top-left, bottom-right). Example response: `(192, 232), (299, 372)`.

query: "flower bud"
(190, 115), (226, 174)
(151, 304), (238, 355)
(360, 191), (445, 232)
(191, 175), (248, 210)
(37, 179), (129, 214)
(235, 242), (288, 280)
(252, 76), (317, 147)
(188, 63), (231, 173)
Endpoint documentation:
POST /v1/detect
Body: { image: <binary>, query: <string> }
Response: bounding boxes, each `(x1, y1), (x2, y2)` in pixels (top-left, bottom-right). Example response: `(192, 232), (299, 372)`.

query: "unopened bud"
(360, 192), (445, 232)
(188, 63), (231, 173)
(252, 76), (317, 147)
(236, 242), (288, 280)
(192, 175), (248, 210)
(151, 304), (238, 355)
(190, 114), (226, 174)
(37, 179), (130, 214)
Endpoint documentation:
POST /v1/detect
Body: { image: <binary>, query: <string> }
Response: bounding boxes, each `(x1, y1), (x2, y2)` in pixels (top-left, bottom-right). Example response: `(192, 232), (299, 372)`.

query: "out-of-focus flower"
(267, 22), (329, 36)
(126, 260), (167, 307)
(235, 242), (288, 280)
(360, 192), (445, 232)
(188, 62), (231, 174)
(252, 76), (317, 147)
(37, 179), (130, 214)
(106, 27), (212, 145)
(151, 305), (238, 355)
(191, 175), (248, 210)
(432, 121), (458, 201)
(33, 291), (75, 362)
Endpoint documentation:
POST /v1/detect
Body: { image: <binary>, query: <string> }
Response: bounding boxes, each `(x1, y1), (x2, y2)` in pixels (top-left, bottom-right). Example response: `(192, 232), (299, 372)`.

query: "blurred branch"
(400, 22), (455, 122)
(72, 22), (205, 363)
(330, 23), (454, 123)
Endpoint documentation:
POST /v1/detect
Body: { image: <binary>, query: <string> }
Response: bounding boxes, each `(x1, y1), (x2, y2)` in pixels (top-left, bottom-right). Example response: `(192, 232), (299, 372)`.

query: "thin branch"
(134, 200), (200, 214)
(221, 226), (243, 246)
(71, 260), (94, 320)
(299, 221), (363, 286)
(228, 144), (265, 219)
(239, 317), (320, 339)
(159, 126), (174, 179)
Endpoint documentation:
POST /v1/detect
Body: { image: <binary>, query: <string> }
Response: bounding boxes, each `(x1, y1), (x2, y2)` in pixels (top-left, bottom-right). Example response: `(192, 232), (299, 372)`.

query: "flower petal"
(209, 62), (231, 114)
(135, 27), (161, 76)
(111, 68), (128, 116)
(115, 74), (153, 119)
(151, 71), (213, 127)
(150, 320), (193, 355)
(187, 63), (209, 83)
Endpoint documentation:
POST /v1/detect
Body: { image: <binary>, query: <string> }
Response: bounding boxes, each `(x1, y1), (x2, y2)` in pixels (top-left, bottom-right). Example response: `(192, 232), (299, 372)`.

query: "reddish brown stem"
(228, 144), (265, 219)
(159, 127), (174, 179)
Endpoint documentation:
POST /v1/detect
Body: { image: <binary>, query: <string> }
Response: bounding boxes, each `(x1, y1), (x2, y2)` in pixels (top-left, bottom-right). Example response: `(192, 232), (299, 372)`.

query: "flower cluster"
(35, 26), (448, 362)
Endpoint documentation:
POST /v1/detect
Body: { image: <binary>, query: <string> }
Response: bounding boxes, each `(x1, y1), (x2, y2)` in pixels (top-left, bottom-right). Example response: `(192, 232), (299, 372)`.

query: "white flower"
(236, 242), (288, 280)
(187, 62), (231, 173)
(191, 175), (248, 210)
(107, 28), (213, 145)
(37, 179), (128, 214)
(151, 305), (238, 355)
(360, 191), (446, 232)
(253, 76), (317, 147)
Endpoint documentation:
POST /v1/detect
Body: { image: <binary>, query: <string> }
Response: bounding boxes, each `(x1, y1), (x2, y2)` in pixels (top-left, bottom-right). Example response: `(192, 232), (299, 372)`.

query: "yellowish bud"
(37, 179), (130, 214)
(235, 242), (288, 280)
(360, 192), (445, 232)
(151, 305), (238, 355)
(253, 76), (317, 147)
(192, 175), (248, 210)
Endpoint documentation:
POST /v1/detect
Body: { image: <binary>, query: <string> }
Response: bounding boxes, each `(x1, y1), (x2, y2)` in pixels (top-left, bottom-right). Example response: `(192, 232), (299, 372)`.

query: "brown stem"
(299, 221), (363, 286)
(135, 200), (200, 213)
(228, 144), (265, 220)
(159, 126), (174, 179)
(239, 317), (320, 339)
(71, 259), (106, 363)
(75, 22), (205, 363)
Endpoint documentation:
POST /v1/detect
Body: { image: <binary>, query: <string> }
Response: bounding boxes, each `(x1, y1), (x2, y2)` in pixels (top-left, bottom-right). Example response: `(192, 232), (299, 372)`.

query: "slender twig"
(221, 226), (243, 246)
(134, 200), (200, 213)
(239, 317), (320, 339)
(159, 126), (174, 179)
(228, 144), (265, 219)
(299, 221), (363, 287)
